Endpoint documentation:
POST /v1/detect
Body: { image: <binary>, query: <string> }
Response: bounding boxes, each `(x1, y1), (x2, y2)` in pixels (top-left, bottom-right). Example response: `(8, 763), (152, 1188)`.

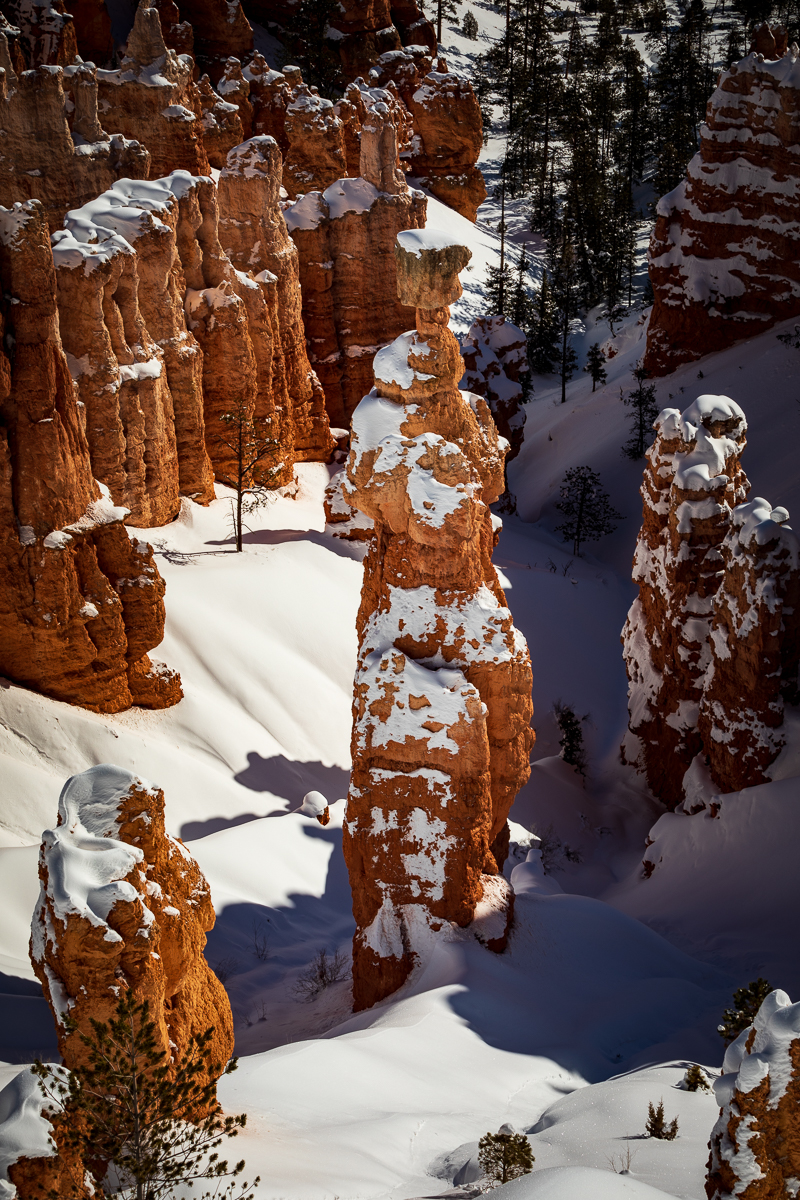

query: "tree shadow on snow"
(203, 527), (367, 563)
(179, 755), (350, 839)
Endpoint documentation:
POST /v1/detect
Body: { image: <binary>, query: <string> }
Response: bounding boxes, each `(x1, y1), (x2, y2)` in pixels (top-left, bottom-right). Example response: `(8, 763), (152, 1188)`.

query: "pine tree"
(553, 701), (587, 773)
(550, 236), (579, 403)
(683, 1064), (710, 1092)
(279, 0), (341, 95)
(645, 1100), (679, 1140)
(32, 991), (259, 1200)
(478, 1130), (534, 1185)
(511, 246), (535, 328)
(216, 398), (280, 552)
(621, 366), (659, 459)
(462, 8), (478, 38)
(718, 979), (773, 1045)
(555, 466), (621, 556)
(527, 271), (560, 374)
(586, 343), (607, 392)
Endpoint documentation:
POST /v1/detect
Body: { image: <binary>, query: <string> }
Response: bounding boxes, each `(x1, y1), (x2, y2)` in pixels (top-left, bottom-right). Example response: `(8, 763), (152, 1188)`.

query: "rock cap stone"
(395, 228), (471, 308)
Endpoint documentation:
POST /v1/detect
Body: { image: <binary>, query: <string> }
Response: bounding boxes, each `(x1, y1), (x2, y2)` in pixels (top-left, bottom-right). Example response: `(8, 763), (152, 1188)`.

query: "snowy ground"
(3, 5), (800, 1195)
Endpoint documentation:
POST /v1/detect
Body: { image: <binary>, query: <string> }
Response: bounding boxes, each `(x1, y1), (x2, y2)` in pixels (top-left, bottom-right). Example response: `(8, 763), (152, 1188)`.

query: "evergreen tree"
(555, 466), (621, 556)
(621, 366), (659, 459)
(462, 8), (478, 38)
(683, 1064), (710, 1092)
(553, 701), (587, 773)
(216, 398), (280, 552)
(478, 1130), (534, 1185)
(550, 236), (579, 403)
(280, 0), (341, 95)
(32, 991), (258, 1200)
(718, 979), (773, 1045)
(645, 1100), (679, 1140)
(527, 271), (560, 374)
(586, 343), (607, 392)
(511, 246), (535, 328)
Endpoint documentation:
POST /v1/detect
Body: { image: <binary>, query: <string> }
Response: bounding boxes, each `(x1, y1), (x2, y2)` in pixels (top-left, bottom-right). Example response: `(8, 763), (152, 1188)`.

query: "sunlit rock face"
(31, 765), (233, 1080)
(0, 199), (181, 713)
(707, 988), (800, 1200)
(645, 30), (800, 375)
(622, 395), (800, 806)
(285, 83), (425, 429)
(342, 229), (534, 1011)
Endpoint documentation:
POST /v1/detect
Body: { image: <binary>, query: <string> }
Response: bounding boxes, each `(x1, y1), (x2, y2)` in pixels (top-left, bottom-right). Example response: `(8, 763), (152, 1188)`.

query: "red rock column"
(31, 764), (233, 1083)
(217, 136), (334, 465)
(0, 199), (181, 712)
(699, 498), (800, 792)
(707, 988), (800, 1200)
(343, 231), (533, 1010)
(622, 396), (748, 807)
(645, 34), (800, 375)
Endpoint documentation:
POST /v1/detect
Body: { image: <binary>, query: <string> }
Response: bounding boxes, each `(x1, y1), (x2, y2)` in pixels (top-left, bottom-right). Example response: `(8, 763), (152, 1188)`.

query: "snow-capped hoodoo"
(623, 395), (800, 806)
(285, 82), (426, 428)
(31, 765), (233, 1080)
(645, 26), (800, 375)
(707, 988), (800, 1200)
(342, 229), (534, 1010)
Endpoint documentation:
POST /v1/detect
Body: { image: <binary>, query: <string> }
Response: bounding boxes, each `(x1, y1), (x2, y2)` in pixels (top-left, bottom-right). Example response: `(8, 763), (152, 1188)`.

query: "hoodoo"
(285, 82), (426, 428)
(645, 31), (800, 374)
(343, 229), (534, 1011)
(622, 396), (800, 806)
(0, 199), (181, 713)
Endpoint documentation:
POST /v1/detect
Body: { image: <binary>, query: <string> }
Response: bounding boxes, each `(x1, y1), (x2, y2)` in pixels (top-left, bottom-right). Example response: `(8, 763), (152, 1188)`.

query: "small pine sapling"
(621, 366), (660, 459)
(478, 1130), (534, 1186)
(683, 1064), (710, 1092)
(462, 7), (478, 38)
(645, 1099), (679, 1140)
(32, 990), (259, 1200)
(553, 701), (588, 774)
(585, 343), (607, 392)
(718, 978), (772, 1045)
(555, 466), (622, 556)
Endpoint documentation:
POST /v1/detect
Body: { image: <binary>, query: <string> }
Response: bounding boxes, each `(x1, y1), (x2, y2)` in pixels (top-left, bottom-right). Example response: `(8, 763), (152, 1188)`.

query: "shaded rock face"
(282, 84), (349, 199)
(96, 0), (211, 180)
(622, 395), (800, 806)
(707, 988), (800, 1200)
(699, 498), (800, 793)
(51, 174), (216, 526)
(645, 36), (800, 376)
(2, 0), (77, 65)
(343, 229), (534, 1011)
(171, 0), (253, 82)
(31, 764), (233, 1081)
(0, 53), (149, 231)
(285, 85), (426, 428)
(217, 137), (335, 467)
(460, 316), (528, 466)
(0, 200), (181, 712)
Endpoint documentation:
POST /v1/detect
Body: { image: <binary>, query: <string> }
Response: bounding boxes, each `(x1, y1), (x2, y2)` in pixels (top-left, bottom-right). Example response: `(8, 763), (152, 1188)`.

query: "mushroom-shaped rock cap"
(395, 229), (472, 309)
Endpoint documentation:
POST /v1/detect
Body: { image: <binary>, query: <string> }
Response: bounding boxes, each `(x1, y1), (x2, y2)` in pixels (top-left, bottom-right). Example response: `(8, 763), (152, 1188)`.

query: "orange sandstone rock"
(707, 988), (800, 1200)
(0, 1071), (92, 1200)
(645, 36), (800, 375)
(175, 0), (253, 82)
(0, 53), (149, 230)
(0, 199), (181, 712)
(343, 228), (533, 1010)
(285, 87), (425, 428)
(31, 765), (233, 1082)
(197, 72), (245, 167)
(217, 136), (335, 467)
(283, 85), (349, 198)
(70, 0), (113, 65)
(96, 0), (210, 179)
(3, 0), (77, 65)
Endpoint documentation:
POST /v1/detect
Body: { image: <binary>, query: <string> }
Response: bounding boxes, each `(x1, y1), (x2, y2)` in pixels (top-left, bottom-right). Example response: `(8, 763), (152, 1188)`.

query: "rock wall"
(217, 137), (335, 466)
(95, 0), (210, 180)
(0, 200), (181, 712)
(622, 395), (799, 806)
(31, 764), (233, 1080)
(0, 50), (150, 231)
(342, 229), (534, 1010)
(645, 34), (800, 375)
(707, 987), (800, 1200)
(174, 0), (253, 82)
(51, 175), (216, 526)
(285, 84), (425, 428)
(699, 498), (800, 793)
(460, 315), (528, 466)
(0, 1069), (91, 1200)
(2, 0), (77, 65)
